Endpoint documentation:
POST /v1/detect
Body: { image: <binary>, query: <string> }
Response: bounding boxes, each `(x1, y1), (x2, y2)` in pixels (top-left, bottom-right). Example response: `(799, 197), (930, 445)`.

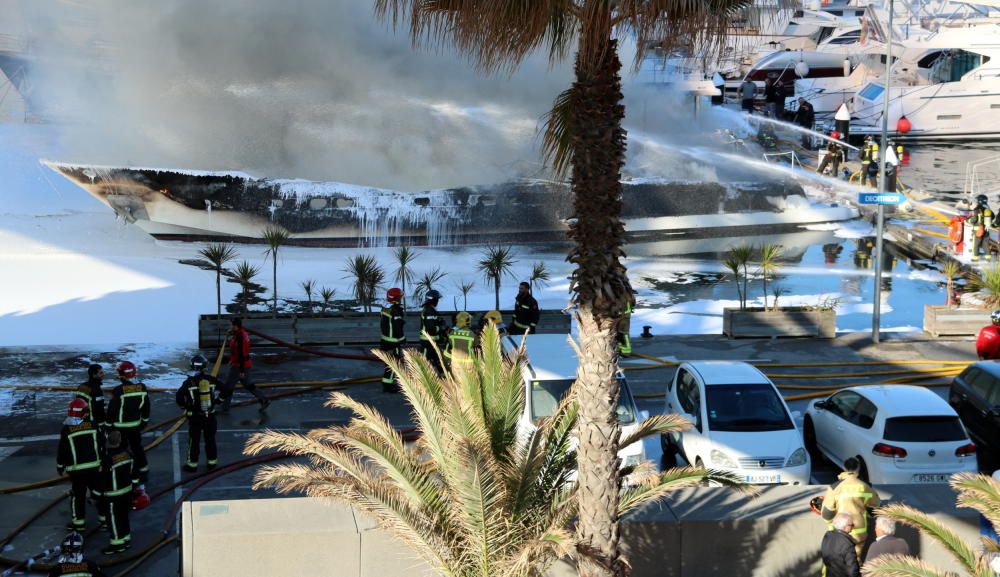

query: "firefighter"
(221, 318), (269, 412)
(176, 355), (222, 472)
(107, 361), (149, 486)
(75, 364), (107, 427)
(860, 137), (875, 187)
(418, 289), (447, 371)
(445, 311), (475, 371)
(976, 311), (1000, 360)
(511, 282), (540, 335)
(482, 309), (507, 336)
(816, 135), (844, 177)
(57, 399), (104, 532)
(820, 457), (881, 557)
(99, 430), (133, 555)
(380, 287), (406, 393)
(47, 532), (106, 577)
(972, 194), (994, 261)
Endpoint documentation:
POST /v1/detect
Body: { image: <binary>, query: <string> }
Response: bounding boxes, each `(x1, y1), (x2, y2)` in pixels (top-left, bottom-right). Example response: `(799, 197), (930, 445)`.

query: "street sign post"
(873, 0), (895, 345)
(859, 192), (906, 205)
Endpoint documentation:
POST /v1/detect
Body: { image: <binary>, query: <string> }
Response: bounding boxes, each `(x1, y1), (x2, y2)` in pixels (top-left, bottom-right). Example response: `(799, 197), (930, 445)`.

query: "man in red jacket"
(976, 311), (1000, 360)
(220, 318), (270, 412)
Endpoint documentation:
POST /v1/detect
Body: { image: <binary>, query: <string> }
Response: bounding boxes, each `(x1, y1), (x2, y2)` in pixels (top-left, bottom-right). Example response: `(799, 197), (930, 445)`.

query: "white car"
(662, 361), (810, 485)
(804, 385), (978, 485)
(502, 334), (647, 469)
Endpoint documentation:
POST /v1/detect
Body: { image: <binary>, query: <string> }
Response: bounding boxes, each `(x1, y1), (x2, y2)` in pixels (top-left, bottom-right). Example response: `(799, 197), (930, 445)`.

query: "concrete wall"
(182, 485), (980, 577)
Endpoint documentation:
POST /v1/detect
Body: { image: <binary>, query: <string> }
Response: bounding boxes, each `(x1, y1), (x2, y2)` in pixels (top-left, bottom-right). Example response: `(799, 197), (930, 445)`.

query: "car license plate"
(745, 474), (781, 484)
(912, 474), (950, 483)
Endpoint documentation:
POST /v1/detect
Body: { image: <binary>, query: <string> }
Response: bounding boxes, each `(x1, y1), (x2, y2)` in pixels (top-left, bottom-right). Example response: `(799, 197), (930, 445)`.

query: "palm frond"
(199, 242), (237, 268)
(877, 503), (984, 575)
(951, 472), (1000, 533)
(861, 553), (952, 577)
(618, 466), (751, 516)
(618, 413), (692, 449)
(541, 88), (574, 178)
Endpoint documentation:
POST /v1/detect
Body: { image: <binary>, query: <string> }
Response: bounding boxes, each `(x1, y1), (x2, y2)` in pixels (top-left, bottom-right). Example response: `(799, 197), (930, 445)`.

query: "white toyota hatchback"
(662, 361), (810, 485)
(502, 334), (647, 469)
(804, 385), (978, 485)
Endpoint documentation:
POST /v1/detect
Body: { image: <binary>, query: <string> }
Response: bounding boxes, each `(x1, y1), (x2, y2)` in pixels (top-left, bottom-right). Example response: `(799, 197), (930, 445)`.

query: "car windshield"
(530, 379), (636, 425)
(706, 383), (793, 432)
(883, 416), (967, 442)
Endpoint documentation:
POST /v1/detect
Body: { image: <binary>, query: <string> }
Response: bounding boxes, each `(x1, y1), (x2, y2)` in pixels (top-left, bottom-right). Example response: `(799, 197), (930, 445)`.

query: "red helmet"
(117, 361), (137, 379)
(68, 398), (89, 418)
(387, 287), (403, 303)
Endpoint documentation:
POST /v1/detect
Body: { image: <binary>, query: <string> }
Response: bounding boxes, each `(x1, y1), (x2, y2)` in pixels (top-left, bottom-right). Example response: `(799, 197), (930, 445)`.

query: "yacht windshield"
(706, 383), (793, 432)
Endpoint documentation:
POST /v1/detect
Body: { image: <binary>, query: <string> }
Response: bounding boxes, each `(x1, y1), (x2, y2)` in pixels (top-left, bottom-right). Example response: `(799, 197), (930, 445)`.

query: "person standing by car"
(864, 516), (911, 564)
(822, 513), (862, 577)
(821, 457), (881, 557)
(977, 311), (1000, 360)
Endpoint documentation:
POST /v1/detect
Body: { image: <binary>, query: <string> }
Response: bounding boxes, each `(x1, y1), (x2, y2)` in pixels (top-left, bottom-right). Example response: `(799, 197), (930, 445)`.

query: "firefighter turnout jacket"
(821, 471), (880, 543)
(57, 418), (103, 474)
(419, 303), (447, 344)
(75, 378), (106, 426)
(47, 560), (106, 577)
(176, 373), (222, 417)
(445, 327), (475, 365)
(380, 302), (406, 345)
(512, 293), (540, 333)
(107, 380), (150, 429)
(101, 447), (134, 499)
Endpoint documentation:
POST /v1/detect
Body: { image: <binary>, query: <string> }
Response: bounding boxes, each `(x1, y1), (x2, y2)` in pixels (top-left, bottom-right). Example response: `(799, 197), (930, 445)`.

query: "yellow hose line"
(914, 227), (950, 240)
(775, 370), (961, 390)
(755, 360), (969, 368)
(766, 366), (968, 379)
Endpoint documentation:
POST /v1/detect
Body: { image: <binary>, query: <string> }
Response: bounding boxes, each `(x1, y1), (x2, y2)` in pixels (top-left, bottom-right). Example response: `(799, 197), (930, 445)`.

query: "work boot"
(101, 542), (130, 556)
(182, 463), (198, 473)
(66, 521), (85, 531)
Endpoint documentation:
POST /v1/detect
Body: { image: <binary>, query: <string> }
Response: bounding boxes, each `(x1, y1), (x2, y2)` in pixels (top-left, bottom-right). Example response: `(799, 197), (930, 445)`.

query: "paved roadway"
(0, 332), (992, 576)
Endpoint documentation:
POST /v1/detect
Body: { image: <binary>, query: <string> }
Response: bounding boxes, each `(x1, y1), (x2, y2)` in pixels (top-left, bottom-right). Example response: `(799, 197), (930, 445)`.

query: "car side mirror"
(814, 401), (827, 411)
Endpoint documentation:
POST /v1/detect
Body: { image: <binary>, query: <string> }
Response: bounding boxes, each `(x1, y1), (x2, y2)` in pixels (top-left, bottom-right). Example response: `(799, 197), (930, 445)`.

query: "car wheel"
(857, 457), (871, 484)
(804, 417), (822, 462)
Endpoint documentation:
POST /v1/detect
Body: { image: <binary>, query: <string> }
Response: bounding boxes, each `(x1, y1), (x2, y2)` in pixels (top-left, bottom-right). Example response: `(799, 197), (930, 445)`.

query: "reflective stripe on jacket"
(57, 421), (102, 472)
(108, 382), (150, 429)
(445, 328), (475, 363)
(102, 450), (134, 497)
(380, 303), (406, 343)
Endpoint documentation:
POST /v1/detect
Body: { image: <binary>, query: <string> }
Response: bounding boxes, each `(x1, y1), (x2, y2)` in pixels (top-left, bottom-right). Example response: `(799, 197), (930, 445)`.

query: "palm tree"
(864, 472), (1000, 577)
(246, 325), (745, 577)
(723, 253), (746, 311)
(319, 287), (336, 316)
(393, 245), (419, 309)
(529, 261), (552, 295)
(343, 255), (386, 313)
(233, 260), (261, 316)
(372, 5), (753, 574)
(262, 225), (290, 317)
(198, 242), (237, 319)
(414, 266), (448, 305)
(455, 278), (476, 311)
(477, 244), (517, 310)
(300, 279), (316, 316)
(757, 244), (783, 311)
(942, 260), (960, 306)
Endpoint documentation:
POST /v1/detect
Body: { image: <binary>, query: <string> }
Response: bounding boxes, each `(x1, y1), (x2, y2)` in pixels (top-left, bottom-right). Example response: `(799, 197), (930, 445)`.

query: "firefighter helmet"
(190, 354), (208, 370)
(60, 531), (84, 563)
(67, 398), (89, 418)
(977, 194), (990, 207)
(455, 311), (472, 328)
(117, 361), (137, 379)
(424, 289), (441, 303)
(387, 287), (403, 303)
(484, 310), (503, 326)
(132, 488), (151, 511)
(992, 310), (1000, 326)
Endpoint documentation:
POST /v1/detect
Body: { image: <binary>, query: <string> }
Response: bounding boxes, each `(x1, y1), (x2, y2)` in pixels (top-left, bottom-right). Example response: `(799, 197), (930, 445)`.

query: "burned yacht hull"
(46, 162), (857, 247)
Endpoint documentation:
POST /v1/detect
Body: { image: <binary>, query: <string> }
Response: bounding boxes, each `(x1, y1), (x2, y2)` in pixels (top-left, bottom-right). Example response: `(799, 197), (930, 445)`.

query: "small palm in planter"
(941, 260), (960, 306)
(300, 279), (316, 316)
(477, 244), (517, 310)
(413, 266), (447, 305)
(233, 260), (262, 316)
(343, 254), (385, 313)
(262, 225), (290, 317)
(724, 244), (753, 310)
(757, 243), (784, 311)
(318, 287), (336, 316)
(392, 245), (419, 309)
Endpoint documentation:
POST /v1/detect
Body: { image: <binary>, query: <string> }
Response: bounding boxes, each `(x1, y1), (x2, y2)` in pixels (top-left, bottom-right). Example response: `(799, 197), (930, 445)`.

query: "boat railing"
(964, 155), (1000, 200)
(763, 150), (806, 169)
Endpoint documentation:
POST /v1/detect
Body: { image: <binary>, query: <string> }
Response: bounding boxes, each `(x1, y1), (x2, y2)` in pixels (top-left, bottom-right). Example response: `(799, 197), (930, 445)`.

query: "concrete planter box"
(198, 310), (571, 348)
(723, 307), (836, 339)
(924, 305), (990, 337)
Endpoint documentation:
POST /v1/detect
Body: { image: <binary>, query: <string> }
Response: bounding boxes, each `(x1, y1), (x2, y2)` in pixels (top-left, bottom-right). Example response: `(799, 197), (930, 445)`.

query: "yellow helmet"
(484, 310), (503, 326)
(455, 311), (472, 328)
